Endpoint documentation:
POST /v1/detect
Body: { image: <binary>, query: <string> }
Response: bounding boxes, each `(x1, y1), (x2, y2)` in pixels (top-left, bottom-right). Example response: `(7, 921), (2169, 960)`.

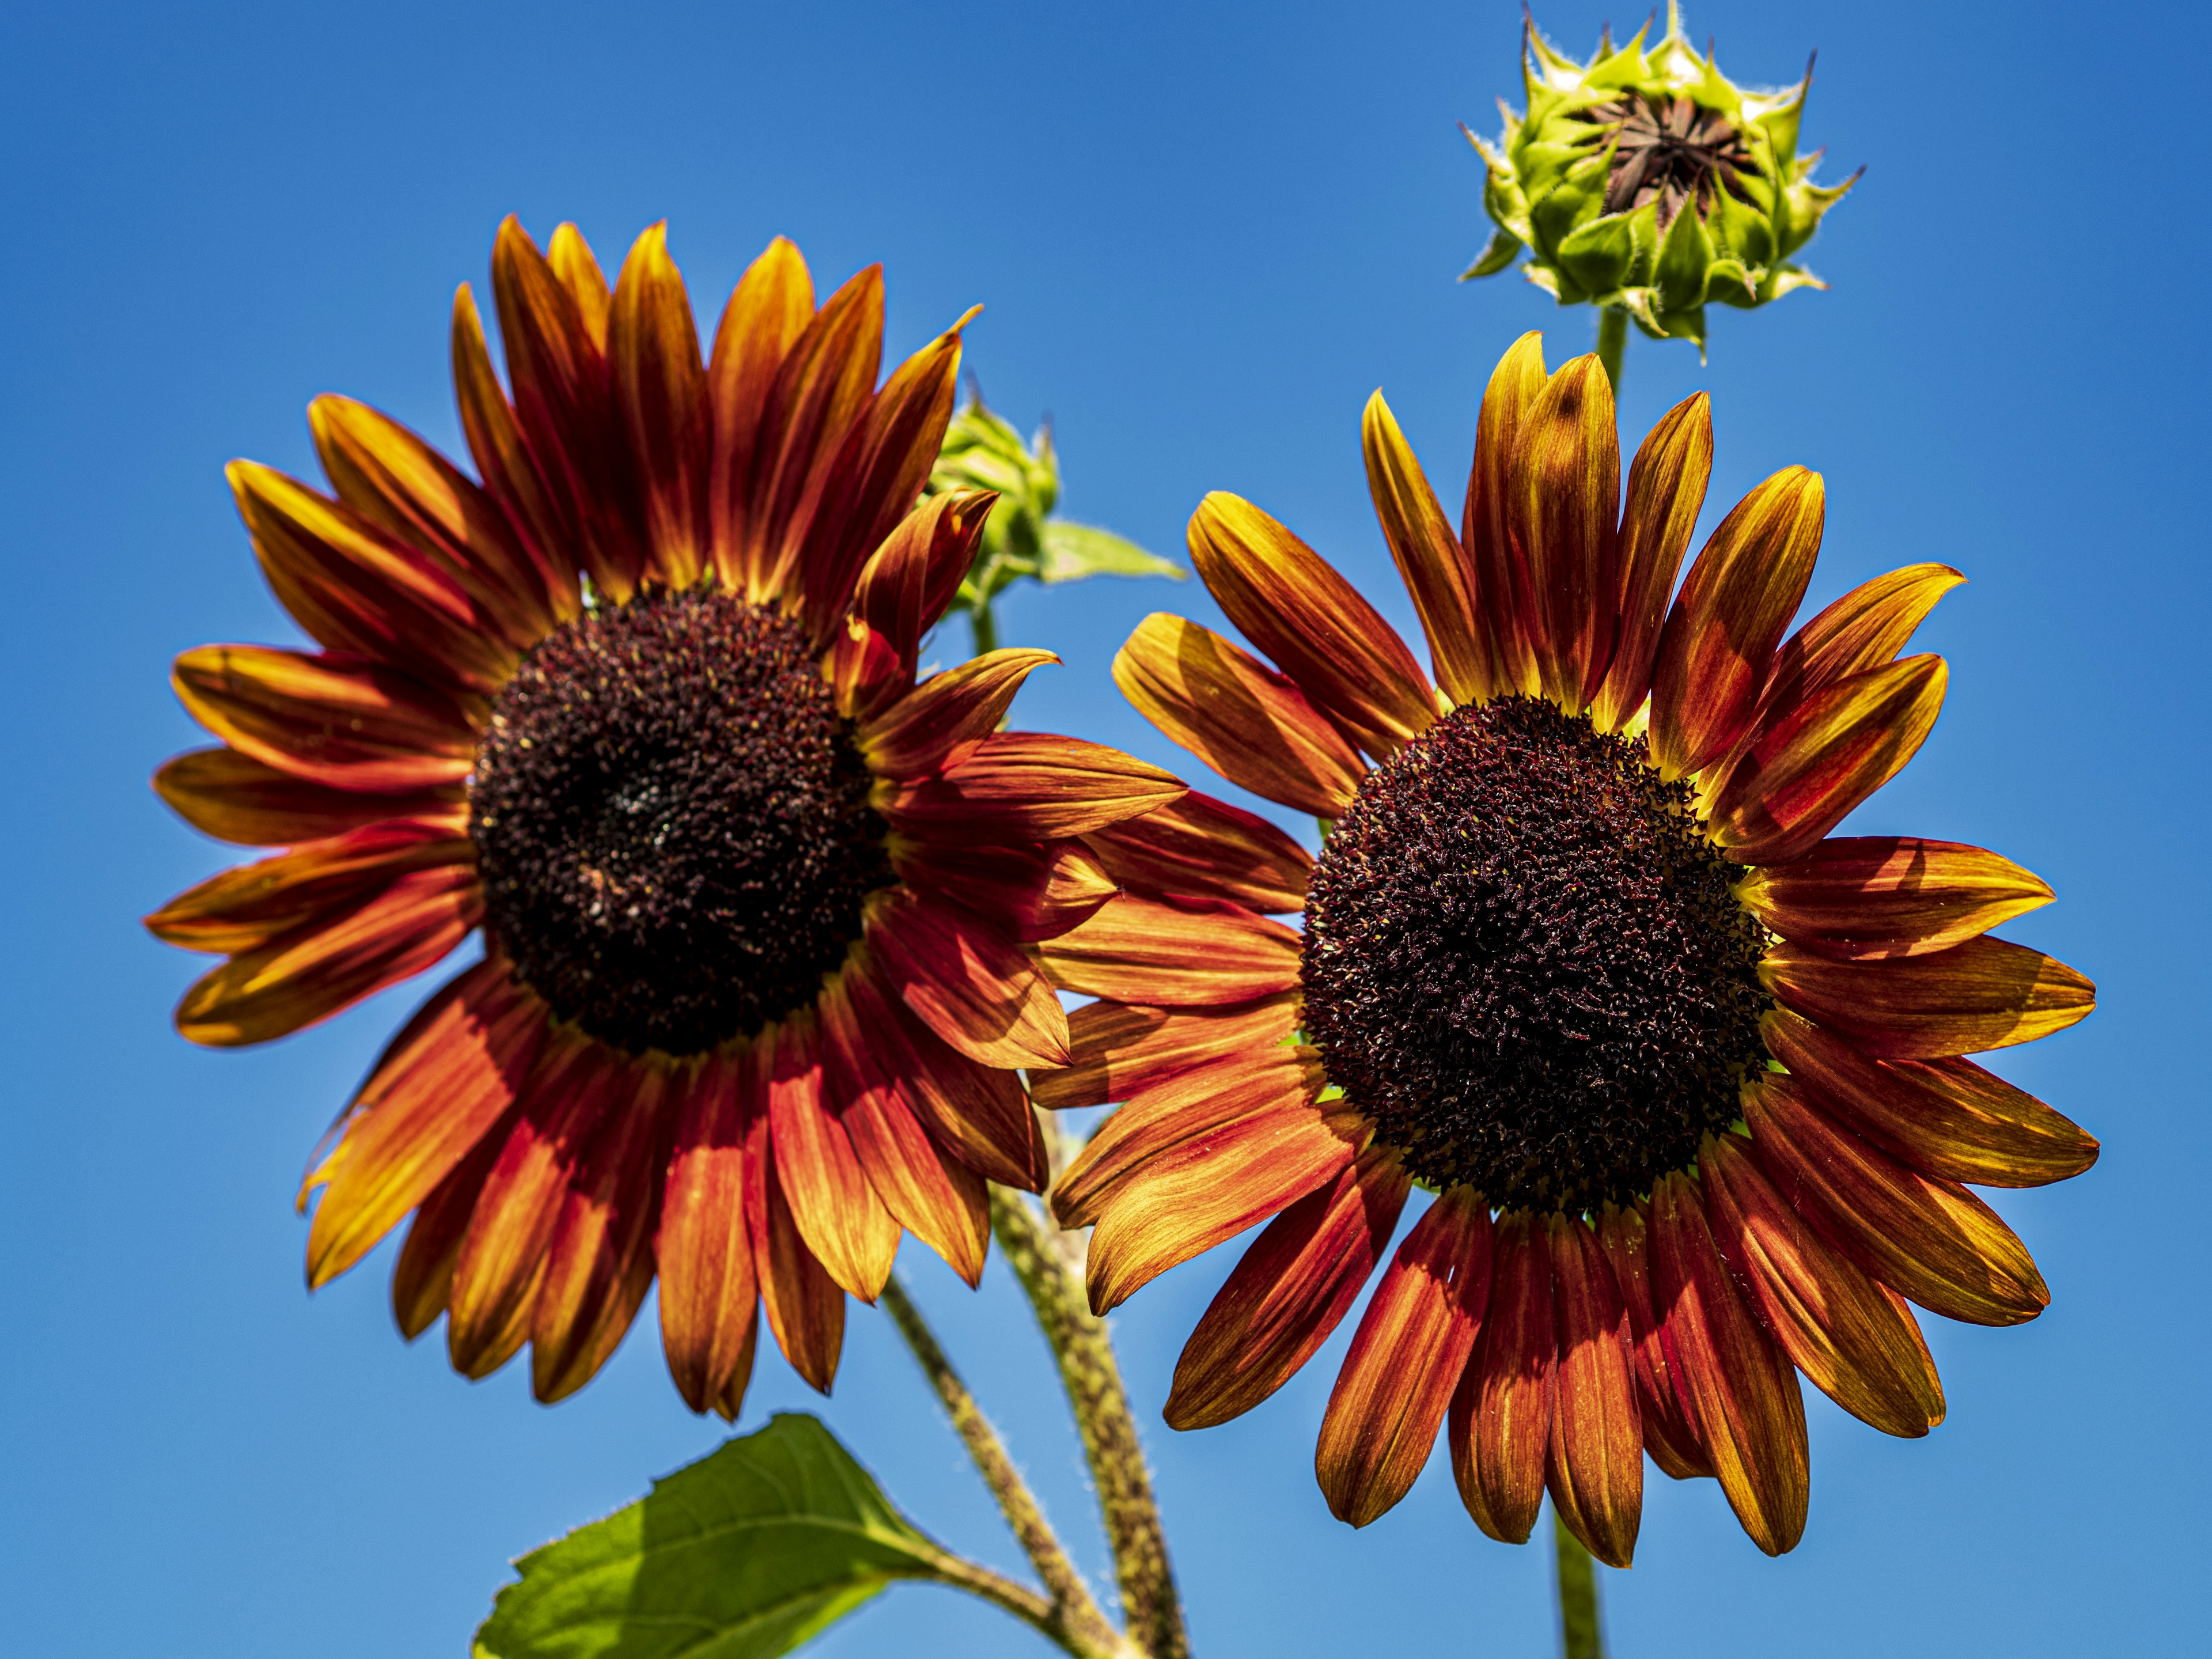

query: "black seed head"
(1577, 92), (1758, 235)
(1300, 696), (1771, 1214)
(469, 585), (893, 1055)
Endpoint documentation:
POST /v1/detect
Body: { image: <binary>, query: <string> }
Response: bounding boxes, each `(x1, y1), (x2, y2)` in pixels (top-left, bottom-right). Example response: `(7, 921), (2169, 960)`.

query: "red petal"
(880, 732), (1188, 845)
(1082, 789), (1312, 915)
(1590, 394), (1711, 733)
(1448, 1210), (1554, 1546)
(147, 816), (469, 955)
(449, 283), (581, 617)
(153, 746), (463, 849)
(1592, 1203), (1713, 1480)
(391, 1112), (513, 1341)
(1459, 332), (1549, 698)
(766, 1016), (900, 1302)
(747, 1107), (848, 1394)
(1028, 994), (1301, 1112)
(1362, 391), (1497, 705)
(609, 224), (711, 586)
(1544, 1212), (1643, 1567)
(891, 836), (1116, 944)
(657, 1047), (763, 1414)
(1762, 937), (2096, 1058)
(847, 492), (993, 677)
(1036, 893), (1302, 1007)
(859, 648), (1057, 780)
(865, 889), (1070, 1070)
(1737, 836), (2053, 961)
(707, 237), (816, 591)
(1505, 355), (1619, 713)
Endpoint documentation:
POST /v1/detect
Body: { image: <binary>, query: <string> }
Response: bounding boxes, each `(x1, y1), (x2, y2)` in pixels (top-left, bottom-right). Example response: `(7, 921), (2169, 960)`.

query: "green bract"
(1463, 2), (1857, 355)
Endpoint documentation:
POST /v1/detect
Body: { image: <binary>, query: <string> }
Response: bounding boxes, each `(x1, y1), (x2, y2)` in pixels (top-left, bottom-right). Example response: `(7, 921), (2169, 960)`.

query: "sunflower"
(1036, 332), (2096, 1563)
(146, 218), (1184, 1414)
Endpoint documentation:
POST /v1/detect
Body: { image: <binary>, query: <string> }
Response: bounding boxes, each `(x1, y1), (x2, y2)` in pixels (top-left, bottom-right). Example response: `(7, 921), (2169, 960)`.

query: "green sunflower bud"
(1462, 2), (1859, 357)
(926, 389), (1182, 652)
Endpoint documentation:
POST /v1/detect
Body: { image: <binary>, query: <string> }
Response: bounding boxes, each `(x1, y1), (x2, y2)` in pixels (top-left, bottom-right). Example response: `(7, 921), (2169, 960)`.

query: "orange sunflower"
(146, 218), (1183, 1414)
(1036, 332), (2096, 1563)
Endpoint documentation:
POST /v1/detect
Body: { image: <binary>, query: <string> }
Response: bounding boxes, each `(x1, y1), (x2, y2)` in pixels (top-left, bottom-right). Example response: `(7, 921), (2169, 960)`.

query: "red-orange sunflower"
(1036, 332), (2097, 1562)
(146, 219), (1183, 1414)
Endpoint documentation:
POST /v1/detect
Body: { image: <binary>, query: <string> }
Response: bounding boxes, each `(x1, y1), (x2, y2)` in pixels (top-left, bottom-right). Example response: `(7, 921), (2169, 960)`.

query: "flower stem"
(990, 1176), (1189, 1659)
(880, 1276), (1135, 1659)
(1552, 1506), (1605, 1659)
(970, 597), (999, 656)
(1596, 306), (1627, 397)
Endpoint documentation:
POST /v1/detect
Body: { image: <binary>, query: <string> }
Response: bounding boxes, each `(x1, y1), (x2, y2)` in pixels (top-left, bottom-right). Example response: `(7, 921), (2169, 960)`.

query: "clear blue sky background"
(3, 2), (2204, 1654)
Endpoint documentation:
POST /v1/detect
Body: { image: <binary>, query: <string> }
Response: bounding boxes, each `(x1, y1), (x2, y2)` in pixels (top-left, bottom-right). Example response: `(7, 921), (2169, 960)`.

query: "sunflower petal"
(1647, 467), (1824, 780)
(859, 648), (1057, 779)
(147, 816), (469, 953)
(880, 732), (1187, 846)
(1745, 1071), (2050, 1327)
(154, 747), (464, 849)
(610, 224), (711, 587)
(1709, 656), (1949, 865)
(1591, 393), (1711, 733)
(547, 223), (611, 349)
(766, 1017), (900, 1302)
(1113, 613), (1363, 819)
(1036, 893), (1302, 1007)
(1545, 1213), (1643, 1567)
(657, 1048), (763, 1415)
(1737, 836), (2052, 961)
(1187, 492), (1435, 760)
(891, 836), (1116, 944)
(1316, 1188), (1492, 1527)
(865, 890), (1069, 1070)
(1029, 993), (1302, 1112)
(709, 237), (817, 590)
(1166, 1145), (1411, 1430)
(1593, 1203), (1712, 1480)
(1757, 563), (1966, 732)
(747, 1116), (847, 1393)
(1363, 391), (1496, 705)
(1761, 937), (2095, 1058)
(849, 492), (995, 672)
(1449, 1210), (1554, 1546)
(1647, 1171), (1809, 1556)
(1507, 355), (1619, 713)
(1761, 1007), (2098, 1187)
(392, 1115), (512, 1340)
(1082, 789), (1312, 914)
(450, 283), (578, 610)
(1461, 331), (1549, 696)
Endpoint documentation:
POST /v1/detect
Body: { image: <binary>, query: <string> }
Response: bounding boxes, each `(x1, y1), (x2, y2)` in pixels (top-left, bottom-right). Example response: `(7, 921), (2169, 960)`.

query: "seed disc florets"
(1300, 696), (1771, 1214)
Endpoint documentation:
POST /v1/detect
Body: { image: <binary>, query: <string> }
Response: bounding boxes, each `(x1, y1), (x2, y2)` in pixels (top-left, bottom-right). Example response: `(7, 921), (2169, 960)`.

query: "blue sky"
(2, 1), (2204, 1654)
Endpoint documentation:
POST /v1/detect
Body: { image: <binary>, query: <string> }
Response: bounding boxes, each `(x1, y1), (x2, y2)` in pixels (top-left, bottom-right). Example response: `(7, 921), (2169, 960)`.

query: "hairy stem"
(1596, 306), (1628, 397)
(969, 596), (999, 656)
(1552, 1507), (1605, 1659)
(991, 1175), (1188, 1659)
(880, 1277), (1132, 1659)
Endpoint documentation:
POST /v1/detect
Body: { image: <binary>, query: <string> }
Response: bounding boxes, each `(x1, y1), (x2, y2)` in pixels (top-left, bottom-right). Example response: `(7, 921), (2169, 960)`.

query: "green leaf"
(1460, 227), (1523, 281)
(1037, 520), (1184, 585)
(474, 1414), (969, 1659)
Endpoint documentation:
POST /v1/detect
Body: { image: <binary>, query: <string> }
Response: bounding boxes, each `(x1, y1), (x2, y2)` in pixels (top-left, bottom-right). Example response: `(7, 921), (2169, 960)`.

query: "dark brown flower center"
(1300, 696), (1771, 1214)
(1578, 93), (1756, 234)
(469, 584), (893, 1055)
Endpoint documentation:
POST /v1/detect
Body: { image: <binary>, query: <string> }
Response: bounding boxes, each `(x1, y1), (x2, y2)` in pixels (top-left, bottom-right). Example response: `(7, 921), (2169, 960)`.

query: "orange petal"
(446, 1030), (613, 1379)
(848, 491), (994, 671)
(1506, 355), (1619, 713)
(865, 889), (1070, 1069)
(1737, 836), (2053, 961)
(391, 1112), (512, 1340)
(880, 732), (1187, 846)
(1052, 1044), (1329, 1228)
(1029, 993), (1302, 1112)
(1647, 1171), (1808, 1556)
(227, 461), (517, 695)
(1113, 613), (1364, 818)
(859, 648), (1057, 779)
(1036, 892), (1302, 1007)
(547, 222), (612, 349)
(1761, 936), (2096, 1058)
(820, 976), (989, 1287)
(532, 1060), (676, 1403)
(1316, 1188), (1491, 1527)
(1166, 1145), (1410, 1430)
(1590, 393), (1711, 733)
(1700, 1130), (1943, 1438)
(449, 282), (579, 611)
(745, 265), (884, 604)
(610, 224), (711, 587)
(1187, 492), (1435, 761)
(1082, 789), (1312, 914)
(747, 1107), (847, 1394)
(1363, 391), (1497, 705)
(840, 961), (1046, 1191)
(1459, 331), (1549, 697)
(1647, 467), (1824, 781)
(491, 217), (646, 601)
(709, 237), (817, 590)
(153, 746), (464, 849)
(172, 862), (480, 1046)
(793, 309), (971, 643)
(304, 961), (546, 1287)
(657, 1047), (763, 1414)
(1085, 1101), (1358, 1316)
(147, 816), (470, 954)
(1544, 1213), (1642, 1567)
(1707, 656), (1949, 865)
(766, 1016), (900, 1302)
(1745, 1071), (2049, 1327)
(892, 835), (1116, 944)
(1448, 1210), (1554, 1546)
(709, 1318), (763, 1423)
(310, 393), (563, 647)
(1592, 1203), (1713, 1480)
(1761, 1007), (2098, 1188)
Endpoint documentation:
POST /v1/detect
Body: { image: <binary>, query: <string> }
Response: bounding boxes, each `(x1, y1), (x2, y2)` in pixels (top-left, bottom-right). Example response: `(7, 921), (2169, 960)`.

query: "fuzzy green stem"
(969, 598), (999, 656)
(990, 1177), (1188, 1659)
(1596, 307), (1627, 397)
(880, 1277), (1134, 1659)
(1552, 1508), (1605, 1659)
